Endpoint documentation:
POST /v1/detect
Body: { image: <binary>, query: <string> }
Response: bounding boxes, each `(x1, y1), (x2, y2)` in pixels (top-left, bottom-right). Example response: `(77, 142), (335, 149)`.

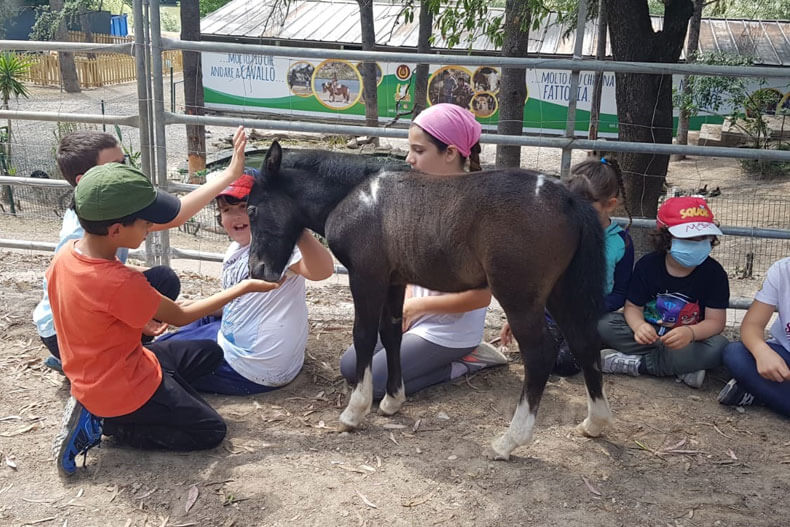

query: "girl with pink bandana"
(339, 103), (507, 399)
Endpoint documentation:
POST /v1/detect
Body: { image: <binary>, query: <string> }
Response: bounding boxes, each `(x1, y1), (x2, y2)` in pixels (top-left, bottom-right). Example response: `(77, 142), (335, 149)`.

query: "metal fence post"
(149, 0), (171, 267)
(559, 1), (588, 180)
(133, 0), (157, 267)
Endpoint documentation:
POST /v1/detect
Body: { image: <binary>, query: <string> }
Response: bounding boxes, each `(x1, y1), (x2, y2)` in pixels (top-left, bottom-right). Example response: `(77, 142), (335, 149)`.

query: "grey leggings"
(340, 333), (476, 399)
(598, 312), (728, 376)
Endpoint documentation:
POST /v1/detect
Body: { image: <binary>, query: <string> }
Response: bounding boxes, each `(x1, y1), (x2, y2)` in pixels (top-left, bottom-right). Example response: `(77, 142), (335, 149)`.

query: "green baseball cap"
(75, 162), (181, 223)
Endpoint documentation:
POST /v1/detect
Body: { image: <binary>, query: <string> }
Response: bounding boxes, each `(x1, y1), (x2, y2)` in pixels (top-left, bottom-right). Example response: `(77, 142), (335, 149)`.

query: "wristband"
(686, 325), (695, 342)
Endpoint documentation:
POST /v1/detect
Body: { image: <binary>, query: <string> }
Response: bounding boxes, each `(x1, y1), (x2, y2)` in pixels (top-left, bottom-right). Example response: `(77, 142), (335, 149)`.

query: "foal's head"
(247, 141), (305, 282)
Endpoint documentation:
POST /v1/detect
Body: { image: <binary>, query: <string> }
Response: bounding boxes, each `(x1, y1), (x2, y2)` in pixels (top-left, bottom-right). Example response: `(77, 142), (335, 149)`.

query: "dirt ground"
(1, 245), (790, 527)
(3, 83), (790, 526)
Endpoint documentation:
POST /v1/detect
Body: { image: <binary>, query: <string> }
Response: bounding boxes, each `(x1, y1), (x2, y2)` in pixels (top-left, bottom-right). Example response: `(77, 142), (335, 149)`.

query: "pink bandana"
(412, 103), (482, 157)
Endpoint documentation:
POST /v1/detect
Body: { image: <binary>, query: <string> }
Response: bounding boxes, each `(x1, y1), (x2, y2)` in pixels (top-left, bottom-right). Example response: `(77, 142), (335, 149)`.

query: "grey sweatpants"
(340, 333), (476, 399)
(598, 312), (728, 376)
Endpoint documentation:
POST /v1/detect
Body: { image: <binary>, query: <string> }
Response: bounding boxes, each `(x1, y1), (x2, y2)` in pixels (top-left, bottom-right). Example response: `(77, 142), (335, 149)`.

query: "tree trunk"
(674, 0), (703, 158)
(51, 0), (80, 93)
(357, 0), (379, 141)
(412, 2), (433, 118)
(180, 0), (206, 176)
(495, 0), (530, 168)
(80, 9), (96, 60)
(588, 1), (607, 140)
(603, 0), (693, 221)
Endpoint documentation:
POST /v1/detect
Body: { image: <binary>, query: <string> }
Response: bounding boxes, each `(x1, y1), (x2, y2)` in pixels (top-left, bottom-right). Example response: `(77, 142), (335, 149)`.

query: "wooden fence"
(20, 31), (182, 88)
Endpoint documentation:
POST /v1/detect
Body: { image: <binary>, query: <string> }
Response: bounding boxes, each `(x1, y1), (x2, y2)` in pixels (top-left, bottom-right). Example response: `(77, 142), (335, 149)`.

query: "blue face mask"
(670, 238), (712, 268)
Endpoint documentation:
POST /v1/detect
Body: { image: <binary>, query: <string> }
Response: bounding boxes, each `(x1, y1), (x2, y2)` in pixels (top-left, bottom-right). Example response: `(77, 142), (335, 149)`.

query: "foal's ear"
(262, 141), (283, 180)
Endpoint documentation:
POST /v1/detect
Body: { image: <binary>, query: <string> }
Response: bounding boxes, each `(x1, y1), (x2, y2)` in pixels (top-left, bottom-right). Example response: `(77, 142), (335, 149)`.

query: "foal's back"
(328, 168), (582, 292)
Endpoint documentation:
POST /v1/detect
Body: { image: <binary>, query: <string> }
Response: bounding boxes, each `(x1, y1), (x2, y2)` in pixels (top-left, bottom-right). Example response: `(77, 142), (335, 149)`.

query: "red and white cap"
(657, 196), (723, 238)
(217, 171), (255, 200)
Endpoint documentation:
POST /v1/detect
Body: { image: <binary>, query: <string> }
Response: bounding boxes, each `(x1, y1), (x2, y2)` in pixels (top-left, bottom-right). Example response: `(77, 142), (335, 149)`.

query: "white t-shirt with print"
(218, 242), (307, 386)
(754, 257), (790, 353)
(405, 285), (487, 349)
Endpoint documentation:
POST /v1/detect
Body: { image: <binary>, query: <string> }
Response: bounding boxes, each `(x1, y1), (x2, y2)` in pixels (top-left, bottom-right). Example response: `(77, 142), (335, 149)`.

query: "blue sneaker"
(52, 397), (103, 477)
(44, 356), (64, 375)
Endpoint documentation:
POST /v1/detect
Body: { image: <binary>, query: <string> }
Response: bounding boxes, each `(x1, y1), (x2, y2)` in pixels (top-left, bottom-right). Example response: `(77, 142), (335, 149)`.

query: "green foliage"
(113, 124), (141, 169)
(403, 0), (546, 50)
(741, 144), (790, 180)
(0, 52), (32, 109)
(29, 0), (96, 41)
(160, 10), (180, 32)
(200, 0), (235, 18)
(673, 51), (754, 118)
(677, 51), (790, 180)
(704, 0), (789, 20)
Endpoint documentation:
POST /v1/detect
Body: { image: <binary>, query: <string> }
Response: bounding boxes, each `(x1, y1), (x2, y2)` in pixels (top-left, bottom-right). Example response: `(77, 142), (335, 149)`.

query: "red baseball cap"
(657, 196), (723, 238)
(217, 172), (255, 200)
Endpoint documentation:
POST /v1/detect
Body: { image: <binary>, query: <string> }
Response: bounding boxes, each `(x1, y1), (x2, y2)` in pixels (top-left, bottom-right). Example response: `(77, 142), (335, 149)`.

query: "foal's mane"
(281, 149), (408, 189)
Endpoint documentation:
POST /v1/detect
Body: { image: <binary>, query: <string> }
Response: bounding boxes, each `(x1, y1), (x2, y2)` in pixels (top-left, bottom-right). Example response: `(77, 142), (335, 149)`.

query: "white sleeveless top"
(405, 285), (487, 348)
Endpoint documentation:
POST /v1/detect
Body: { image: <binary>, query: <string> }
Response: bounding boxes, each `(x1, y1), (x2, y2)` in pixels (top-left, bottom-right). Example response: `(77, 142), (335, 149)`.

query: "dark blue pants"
(723, 340), (790, 418)
(157, 316), (279, 396)
(42, 265), (180, 358)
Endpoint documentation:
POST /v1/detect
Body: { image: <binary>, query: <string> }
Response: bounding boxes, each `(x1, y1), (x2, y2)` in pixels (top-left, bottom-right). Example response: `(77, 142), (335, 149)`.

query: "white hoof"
(576, 415), (611, 438)
(338, 408), (362, 431)
(378, 385), (405, 416)
(488, 434), (514, 461)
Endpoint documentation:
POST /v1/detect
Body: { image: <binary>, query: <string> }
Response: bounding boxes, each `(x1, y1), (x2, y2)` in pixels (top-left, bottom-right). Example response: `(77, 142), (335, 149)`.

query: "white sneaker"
(460, 342), (508, 373)
(677, 369), (706, 389)
(600, 349), (641, 376)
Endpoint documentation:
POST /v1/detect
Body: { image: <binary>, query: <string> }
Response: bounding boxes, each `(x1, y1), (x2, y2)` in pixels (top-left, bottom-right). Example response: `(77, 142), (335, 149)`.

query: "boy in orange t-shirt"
(49, 163), (280, 477)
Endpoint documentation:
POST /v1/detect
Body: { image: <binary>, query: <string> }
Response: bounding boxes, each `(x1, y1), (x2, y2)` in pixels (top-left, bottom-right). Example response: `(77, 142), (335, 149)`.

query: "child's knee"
(203, 419), (227, 449)
(597, 312), (624, 342)
(339, 346), (356, 381)
(722, 341), (751, 371)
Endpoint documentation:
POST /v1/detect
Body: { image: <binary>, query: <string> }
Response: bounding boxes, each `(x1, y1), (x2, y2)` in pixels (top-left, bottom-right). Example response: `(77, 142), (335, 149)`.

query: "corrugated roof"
(201, 0), (790, 66)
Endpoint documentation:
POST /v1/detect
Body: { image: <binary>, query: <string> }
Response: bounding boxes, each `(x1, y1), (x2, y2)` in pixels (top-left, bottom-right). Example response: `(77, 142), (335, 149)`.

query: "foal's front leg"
(378, 285), (406, 416)
(339, 276), (387, 431)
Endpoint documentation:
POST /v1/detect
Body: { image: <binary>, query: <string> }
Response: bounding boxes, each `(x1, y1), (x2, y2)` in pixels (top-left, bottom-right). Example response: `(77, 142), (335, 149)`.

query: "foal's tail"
(551, 194), (606, 338)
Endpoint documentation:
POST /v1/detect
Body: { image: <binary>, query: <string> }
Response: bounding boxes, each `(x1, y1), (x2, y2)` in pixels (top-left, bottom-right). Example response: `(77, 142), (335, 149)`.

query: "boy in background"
(34, 127), (248, 370)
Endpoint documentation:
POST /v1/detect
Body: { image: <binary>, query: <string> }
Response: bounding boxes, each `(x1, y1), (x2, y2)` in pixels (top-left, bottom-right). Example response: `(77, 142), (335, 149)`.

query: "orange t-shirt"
(46, 240), (163, 417)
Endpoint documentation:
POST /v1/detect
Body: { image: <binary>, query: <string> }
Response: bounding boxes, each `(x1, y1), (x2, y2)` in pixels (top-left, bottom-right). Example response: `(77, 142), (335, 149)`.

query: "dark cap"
(75, 162), (181, 223)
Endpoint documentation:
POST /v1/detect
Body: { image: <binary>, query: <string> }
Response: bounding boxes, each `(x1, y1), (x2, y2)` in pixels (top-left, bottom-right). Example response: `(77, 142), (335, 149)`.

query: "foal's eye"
(247, 206), (257, 219)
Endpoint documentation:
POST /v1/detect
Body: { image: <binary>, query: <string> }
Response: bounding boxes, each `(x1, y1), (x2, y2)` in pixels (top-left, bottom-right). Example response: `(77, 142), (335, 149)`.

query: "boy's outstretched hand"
(227, 126), (247, 176)
(242, 278), (281, 294)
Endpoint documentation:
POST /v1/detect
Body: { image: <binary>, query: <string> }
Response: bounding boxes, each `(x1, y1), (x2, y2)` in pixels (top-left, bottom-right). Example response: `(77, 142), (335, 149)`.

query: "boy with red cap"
(597, 196), (730, 388)
(50, 163), (281, 477)
(157, 168), (335, 395)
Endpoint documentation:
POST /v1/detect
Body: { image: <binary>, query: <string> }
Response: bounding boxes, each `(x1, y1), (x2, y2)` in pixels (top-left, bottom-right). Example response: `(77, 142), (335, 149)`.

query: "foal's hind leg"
(548, 299), (612, 438)
(378, 285), (406, 416)
(490, 307), (556, 461)
(339, 275), (388, 431)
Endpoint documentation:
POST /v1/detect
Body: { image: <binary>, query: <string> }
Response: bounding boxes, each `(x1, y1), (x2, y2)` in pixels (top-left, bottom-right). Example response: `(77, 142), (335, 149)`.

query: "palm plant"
(0, 52), (32, 212)
(0, 51), (32, 109)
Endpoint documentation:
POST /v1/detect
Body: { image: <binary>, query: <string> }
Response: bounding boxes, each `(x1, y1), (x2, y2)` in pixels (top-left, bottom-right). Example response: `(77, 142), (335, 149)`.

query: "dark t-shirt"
(627, 251), (729, 333)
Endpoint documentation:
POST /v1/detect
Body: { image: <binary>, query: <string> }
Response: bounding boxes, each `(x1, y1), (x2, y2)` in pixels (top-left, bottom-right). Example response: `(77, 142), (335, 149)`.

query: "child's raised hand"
(633, 322), (658, 345)
(227, 126), (247, 175)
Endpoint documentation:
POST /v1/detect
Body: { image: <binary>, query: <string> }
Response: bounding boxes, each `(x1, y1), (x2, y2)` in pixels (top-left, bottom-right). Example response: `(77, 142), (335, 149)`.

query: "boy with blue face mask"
(597, 196), (730, 388)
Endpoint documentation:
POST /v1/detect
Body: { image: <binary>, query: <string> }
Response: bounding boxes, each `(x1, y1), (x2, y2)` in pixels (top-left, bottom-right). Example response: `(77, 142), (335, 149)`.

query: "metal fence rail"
(1, 0), (789, 311)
